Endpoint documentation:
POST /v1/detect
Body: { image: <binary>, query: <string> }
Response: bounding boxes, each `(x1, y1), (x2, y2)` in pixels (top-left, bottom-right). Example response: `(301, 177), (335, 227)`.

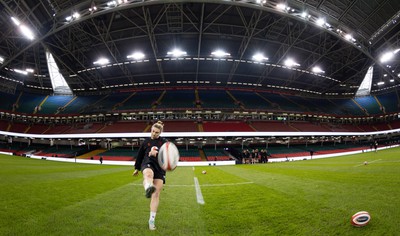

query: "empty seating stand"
(203, 148), (230, 161)
(198, 90), (237, 109)
(94, 148), (135, 161)
(202, 121), (253, 132)
(179, 148), (202, 161)
(354, 96), (382, 115)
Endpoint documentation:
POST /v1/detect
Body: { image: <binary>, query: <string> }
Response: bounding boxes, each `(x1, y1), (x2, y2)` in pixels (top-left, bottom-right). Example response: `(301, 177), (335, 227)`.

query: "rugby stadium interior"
(0, 0), (400, 162)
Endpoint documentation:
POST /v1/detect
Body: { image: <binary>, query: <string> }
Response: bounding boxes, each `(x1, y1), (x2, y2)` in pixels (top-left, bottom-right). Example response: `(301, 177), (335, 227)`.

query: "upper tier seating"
(258, 92), (300, 112)
(0, 89), (398, 117)
(0, 92), (19, 111)
(290, 96), (331, 114)
(198, 90), (237, 109)
(229, 91), (272, 110)
(328, 99), (366, 116)
(61, 95), (104, 114)
(119, 90), (163, 110)
(157, 90), (196, 109)
(38, 95), (74, 114)
(376, 92), (399, 113)
(16, 93), (46, 114)
(354, 96), (382, 115)
(99, 93), (133, 111)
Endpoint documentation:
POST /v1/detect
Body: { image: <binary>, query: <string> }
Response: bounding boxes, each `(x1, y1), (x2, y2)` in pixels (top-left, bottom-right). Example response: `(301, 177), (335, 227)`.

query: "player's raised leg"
(142, 168), (156, 198)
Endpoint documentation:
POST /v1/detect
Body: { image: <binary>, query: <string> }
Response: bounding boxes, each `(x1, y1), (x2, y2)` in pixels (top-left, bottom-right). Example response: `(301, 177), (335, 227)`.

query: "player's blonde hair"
(152, 120), (164, 131)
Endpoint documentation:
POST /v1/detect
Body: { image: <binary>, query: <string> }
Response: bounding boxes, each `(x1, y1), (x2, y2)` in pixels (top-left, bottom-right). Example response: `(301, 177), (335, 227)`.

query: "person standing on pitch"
(133, 121), (167, 230)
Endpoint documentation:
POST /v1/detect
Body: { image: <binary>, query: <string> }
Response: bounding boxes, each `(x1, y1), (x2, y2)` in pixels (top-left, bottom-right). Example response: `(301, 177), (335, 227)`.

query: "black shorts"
(141, 161), (166, 184)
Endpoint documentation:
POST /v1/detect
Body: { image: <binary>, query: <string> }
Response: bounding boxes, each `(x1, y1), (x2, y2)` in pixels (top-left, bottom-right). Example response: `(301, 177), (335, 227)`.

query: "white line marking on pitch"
(194, 177), (205, 205)
(354, 159), (382, 167)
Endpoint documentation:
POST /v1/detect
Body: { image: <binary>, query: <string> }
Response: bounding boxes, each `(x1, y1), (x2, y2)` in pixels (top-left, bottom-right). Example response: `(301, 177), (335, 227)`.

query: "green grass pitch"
(1, 147), (399, 235)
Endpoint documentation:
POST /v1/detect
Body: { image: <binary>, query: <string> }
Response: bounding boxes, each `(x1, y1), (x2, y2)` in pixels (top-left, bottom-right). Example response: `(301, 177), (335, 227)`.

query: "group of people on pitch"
(241, 148), (270, 164)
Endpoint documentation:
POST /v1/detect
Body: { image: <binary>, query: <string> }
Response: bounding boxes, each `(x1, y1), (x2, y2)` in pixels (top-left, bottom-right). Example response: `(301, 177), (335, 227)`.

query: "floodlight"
(312, 66), (325, 73)
(167, 49), (187, 57)
(276, 4), (286, 10)
(0, 56), (4, 63)
(211, 50), (230, 57)
(380, 49), (400, 63)
(72, 12), (80, 19)
(19, 25), (35, 40)
(301, 12), (311, 18)
(11, 17), (35, 40)
(380, 52), (394, 63)
(127, 52), (145, 60)
(345, 34), (356, 42)
(284, 58), (300, 67)
(107, 1), (117, 7)
(377, 81), (385, 85)
(14, 69), (28, 75)
(89, 6), (97, 12)
(252, 53), (268, 61)
(11, 17), (21, 26)
(93, 58), (110, 65)
(66, 12), (80, 21)
(316, 18), (325, 26)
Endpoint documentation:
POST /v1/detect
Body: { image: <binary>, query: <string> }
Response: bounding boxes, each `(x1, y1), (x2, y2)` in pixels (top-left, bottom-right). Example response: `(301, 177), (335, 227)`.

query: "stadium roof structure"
(0, 0), (400, 97)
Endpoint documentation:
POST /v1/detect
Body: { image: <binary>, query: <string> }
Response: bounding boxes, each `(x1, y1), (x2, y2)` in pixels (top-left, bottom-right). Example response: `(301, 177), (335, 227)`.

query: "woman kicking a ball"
(133, 121), (167, 230)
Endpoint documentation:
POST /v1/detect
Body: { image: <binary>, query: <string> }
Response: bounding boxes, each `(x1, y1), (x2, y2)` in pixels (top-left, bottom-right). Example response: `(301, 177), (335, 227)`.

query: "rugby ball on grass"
(351, 211), (371, 227)
(158, 142), (180, 171)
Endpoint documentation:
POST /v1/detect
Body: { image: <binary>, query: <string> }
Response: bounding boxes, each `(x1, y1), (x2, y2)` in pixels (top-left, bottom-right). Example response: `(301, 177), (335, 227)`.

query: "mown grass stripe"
(130, 182), (253, 187)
